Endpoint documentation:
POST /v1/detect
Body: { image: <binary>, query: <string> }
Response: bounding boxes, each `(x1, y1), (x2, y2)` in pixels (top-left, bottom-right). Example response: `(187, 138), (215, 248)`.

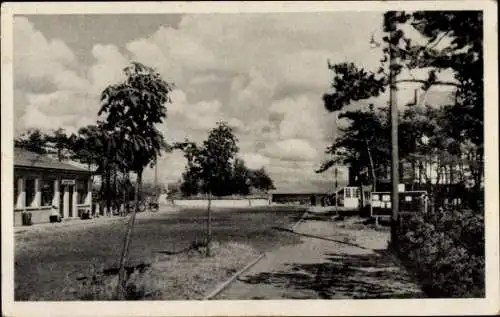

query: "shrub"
(396, 209), (485, 298)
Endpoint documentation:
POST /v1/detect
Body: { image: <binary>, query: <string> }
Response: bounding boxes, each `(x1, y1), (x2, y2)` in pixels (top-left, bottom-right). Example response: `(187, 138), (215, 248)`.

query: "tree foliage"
(175, 122), (275, 197)
(232, 158), (251, 195)
(14, 129), (49, 154)
(97, 61), (173, 299)
(175, 122), (239, 197)
(320, 11), (483, 203)
(99, 62), (173, 174)
(249, 167), (276, 192)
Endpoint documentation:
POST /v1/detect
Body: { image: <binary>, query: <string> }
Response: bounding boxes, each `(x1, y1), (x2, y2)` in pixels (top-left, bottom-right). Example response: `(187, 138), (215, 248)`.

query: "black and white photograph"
(1, 1), (498, 316)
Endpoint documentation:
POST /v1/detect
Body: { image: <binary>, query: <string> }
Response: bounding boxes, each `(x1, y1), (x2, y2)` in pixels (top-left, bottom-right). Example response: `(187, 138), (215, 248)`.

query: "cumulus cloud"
(261, 138), (319, 162)
(14, 12), (455, 189)
(239, 153), (271, 170)
(14, 17), (76, 82)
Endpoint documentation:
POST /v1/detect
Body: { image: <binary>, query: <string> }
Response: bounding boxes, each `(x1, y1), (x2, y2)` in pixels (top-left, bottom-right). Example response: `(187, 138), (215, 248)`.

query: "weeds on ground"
(64, 241), (258, 300)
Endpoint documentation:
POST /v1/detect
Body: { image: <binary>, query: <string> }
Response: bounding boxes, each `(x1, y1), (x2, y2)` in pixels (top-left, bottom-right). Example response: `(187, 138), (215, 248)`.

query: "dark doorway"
(310, 195), (316, 206)
(68, 186), (74, 217)
(59, 191), (64, 217)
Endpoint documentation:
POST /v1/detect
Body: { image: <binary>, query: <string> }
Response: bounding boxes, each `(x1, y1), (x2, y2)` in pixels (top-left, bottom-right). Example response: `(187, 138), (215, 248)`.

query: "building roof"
(14, 147), (92, 173)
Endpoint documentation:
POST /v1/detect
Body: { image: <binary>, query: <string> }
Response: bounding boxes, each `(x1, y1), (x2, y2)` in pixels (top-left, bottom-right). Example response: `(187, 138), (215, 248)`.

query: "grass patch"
(65, 241), (259, 300)
(15, 207), (303, 300)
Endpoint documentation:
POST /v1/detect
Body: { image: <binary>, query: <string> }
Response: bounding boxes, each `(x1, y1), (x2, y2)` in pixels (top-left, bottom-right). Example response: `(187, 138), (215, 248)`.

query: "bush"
(396, 209), (485, 298)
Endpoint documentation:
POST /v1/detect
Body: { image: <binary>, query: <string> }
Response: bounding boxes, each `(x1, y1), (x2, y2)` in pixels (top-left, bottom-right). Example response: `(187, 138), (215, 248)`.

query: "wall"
(172, 198), (271, 208)
(14, 167), (92, 225)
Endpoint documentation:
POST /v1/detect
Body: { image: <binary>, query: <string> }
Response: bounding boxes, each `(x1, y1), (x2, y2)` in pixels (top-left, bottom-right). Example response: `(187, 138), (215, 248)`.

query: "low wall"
(14, 208), (53, 226)
(172, 198), (271, 208)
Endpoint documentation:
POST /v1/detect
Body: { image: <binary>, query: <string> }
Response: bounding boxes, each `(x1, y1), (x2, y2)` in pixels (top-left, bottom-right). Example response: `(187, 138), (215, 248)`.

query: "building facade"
(14, 148), (94, 226)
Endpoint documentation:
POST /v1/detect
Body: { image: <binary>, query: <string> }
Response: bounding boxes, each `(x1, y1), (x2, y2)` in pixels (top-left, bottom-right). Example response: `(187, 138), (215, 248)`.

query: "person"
(50, 205), (61, 222)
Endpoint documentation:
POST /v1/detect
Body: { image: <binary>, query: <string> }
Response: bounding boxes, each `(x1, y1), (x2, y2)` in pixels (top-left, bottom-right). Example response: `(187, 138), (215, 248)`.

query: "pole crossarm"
(394, 79), (460, 87)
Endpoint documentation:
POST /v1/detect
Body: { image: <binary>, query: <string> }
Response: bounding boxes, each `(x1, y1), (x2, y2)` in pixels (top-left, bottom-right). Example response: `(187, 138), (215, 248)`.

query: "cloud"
(16, 12), (456, 189)
(142, 150), (187, 185)
(14, 17), (76, 83)
(261, 138), (318, 162)
(239, 153), (271, 170)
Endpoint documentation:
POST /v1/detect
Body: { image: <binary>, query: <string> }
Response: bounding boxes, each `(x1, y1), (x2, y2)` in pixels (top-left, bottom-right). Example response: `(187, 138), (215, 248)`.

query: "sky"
(13, 13), (456, 192)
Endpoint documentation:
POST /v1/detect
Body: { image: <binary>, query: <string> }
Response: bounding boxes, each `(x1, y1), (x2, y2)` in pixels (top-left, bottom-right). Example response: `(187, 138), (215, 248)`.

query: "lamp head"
(369, 33), (381, 48)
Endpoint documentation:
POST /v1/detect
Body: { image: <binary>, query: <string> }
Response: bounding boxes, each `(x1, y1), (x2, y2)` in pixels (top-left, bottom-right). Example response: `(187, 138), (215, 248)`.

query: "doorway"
(68, 185), (74, 217)
(310, 195), (316, 206)
(59, 191), (64, 217)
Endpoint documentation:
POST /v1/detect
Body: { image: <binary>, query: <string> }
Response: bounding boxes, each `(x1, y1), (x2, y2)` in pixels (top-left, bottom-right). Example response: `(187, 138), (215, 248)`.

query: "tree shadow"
(239, 251), (424, 299)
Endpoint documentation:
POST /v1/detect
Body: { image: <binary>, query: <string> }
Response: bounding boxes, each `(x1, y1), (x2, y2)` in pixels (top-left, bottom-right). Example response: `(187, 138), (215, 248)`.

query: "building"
(270, 190), (333, 206)
(14, 147), (95, 226)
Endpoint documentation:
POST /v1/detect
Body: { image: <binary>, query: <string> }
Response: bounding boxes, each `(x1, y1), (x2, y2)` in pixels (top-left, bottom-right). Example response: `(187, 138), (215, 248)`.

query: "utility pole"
(389, 26), (400, 249)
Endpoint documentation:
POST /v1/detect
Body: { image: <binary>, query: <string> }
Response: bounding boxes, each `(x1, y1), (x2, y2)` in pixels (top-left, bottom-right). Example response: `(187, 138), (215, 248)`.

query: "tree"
(175, 121), (239, 256)
(249, 167), (276, 192)
(46, 128), (71, 161)
(232, 158), (251, 195)
(174, 140), (202, 197)
(14, 129), (49, 154)
(198, 122), (239, 197)
(317, 105), (389, 192)
(320, 11), (483, 210)
(99, 62), (173, 299)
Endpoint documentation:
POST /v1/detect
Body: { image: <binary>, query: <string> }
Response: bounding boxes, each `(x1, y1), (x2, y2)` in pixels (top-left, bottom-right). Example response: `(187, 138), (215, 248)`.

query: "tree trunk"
(122, 172), (127, 217)
(364, 138), (377, 191)
(106, 167), (111, 217)
(124, 172), (130, 215)
(116, 169), (142, 300)
(114, 167), (118, 208)
(359, 185), (365, 209)
(206, 192), (212, 257)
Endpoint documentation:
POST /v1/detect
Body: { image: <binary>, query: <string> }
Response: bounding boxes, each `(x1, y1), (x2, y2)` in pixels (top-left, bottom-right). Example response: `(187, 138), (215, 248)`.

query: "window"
(353, 188), (360, 198)
(345, 188), (351, 198)
(25, 178), (36, 207)
(77, 179), (88, 204)
(41, 179), (54, 207)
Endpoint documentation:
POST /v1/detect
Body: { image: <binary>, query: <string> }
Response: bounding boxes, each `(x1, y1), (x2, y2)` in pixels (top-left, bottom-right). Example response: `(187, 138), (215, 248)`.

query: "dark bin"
(22, 212), (32, 226)
(80, 209), (91, 220)
(49, 215), (60, 223)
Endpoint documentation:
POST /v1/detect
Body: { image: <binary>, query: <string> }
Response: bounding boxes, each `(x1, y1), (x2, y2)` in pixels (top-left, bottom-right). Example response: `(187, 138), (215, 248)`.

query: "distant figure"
(119, 203), (126, 217)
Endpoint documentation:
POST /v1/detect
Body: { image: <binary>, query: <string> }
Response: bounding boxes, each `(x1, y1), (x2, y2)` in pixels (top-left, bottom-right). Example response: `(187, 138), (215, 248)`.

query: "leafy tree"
(198, 122), (239, 197)
(249, 167), (276, 192)
(14, 129), (49, 154)
(98, 62), (173, 298)
(174, 140), (202, 197)
(71, 124), (107, 170)
(46, 128), (71, 161)
(320, 11), (483, 208)
(232, 158), (251, 195)
(175, 121), (239, 256)
(318, 104), (389, 191)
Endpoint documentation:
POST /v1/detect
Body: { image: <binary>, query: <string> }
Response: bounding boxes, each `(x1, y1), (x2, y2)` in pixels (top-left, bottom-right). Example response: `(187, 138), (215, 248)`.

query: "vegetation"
(97, 62), (173, 298)
(396, 209), (484, 297)
(317, 11), (484, 298)
(175, 123), (275, 198)
(173, 122), (275, 256)
(318, 11), (483, 212)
